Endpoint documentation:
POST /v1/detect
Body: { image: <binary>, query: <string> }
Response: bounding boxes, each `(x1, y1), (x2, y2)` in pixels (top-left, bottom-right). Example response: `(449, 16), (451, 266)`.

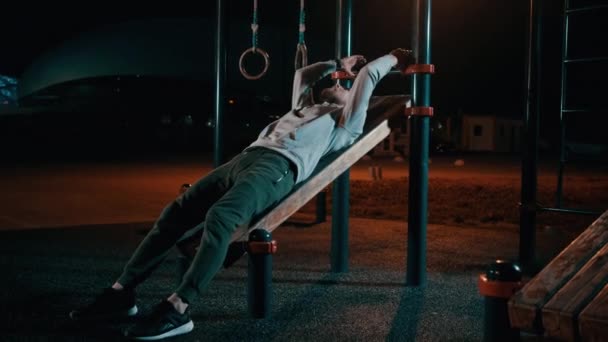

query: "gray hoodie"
(246, 54), (397, 183)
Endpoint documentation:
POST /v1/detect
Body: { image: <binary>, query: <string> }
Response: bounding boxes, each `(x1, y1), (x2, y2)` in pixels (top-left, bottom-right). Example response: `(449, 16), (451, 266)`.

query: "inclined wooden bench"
(174, 95), (410, 316)
(508, 209), (608, 341)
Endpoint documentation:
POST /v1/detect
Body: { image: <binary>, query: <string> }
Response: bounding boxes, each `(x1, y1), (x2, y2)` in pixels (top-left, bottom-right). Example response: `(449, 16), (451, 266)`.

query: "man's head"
(320, 84), (350, 105)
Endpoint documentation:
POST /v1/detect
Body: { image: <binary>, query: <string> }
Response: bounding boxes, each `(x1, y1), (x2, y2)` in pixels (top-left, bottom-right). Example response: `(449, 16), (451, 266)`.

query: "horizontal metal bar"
(561, 109), (590, 113)
(562, 108), (607, 113)
(564, 57), (608, 64)
(566, 4), (608, 14)
(538, 206), (602, 216)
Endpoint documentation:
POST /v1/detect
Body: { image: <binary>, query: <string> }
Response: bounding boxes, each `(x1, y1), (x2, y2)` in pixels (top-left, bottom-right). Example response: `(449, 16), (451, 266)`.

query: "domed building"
(7, 16), (293, 160)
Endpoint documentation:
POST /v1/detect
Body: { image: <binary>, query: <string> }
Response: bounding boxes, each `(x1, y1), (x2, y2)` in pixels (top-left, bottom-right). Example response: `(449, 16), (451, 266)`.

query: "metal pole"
(247, 229), (274, 319)
(334, 0), (352, 61)
(556, 0), (569, 208)
(213, 0), (226, 167)
(406, 0), (431, 286)
(330, 0), (353, 273)
(316, 190), (327, 223)
(480, 261), (523, 342)
(519, 0), (542, 273)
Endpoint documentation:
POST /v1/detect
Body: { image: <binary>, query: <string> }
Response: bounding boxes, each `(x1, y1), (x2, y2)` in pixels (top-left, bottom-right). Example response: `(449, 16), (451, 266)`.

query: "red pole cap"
(248, 240), (278, 255)
(403, 64), (435, 75)
(331, 70), (355, 80)
(478, 274), (524, 299)
(405, 106), (434, 117)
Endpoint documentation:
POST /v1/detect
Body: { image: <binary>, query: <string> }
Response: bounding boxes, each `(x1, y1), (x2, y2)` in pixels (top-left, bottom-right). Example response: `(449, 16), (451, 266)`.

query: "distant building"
(372, 115), (453, 157)
(371, 113), (523, 157)
(461, 114), (522, 153)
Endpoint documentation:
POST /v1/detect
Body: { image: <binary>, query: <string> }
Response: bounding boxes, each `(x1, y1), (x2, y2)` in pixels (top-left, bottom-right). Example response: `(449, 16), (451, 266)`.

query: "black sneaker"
(124, 301), (193, 340)
(70, 287), (138, 321)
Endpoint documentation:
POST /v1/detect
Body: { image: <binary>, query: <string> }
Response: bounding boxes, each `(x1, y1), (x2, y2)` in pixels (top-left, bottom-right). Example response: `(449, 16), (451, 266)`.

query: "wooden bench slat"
(508, 210), (608, 331)
(541, 242), (608, 341)
(579, 282), (608, 342)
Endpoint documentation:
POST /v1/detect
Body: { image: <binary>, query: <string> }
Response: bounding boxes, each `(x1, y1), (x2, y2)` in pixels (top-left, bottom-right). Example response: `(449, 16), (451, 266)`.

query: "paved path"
(1, 217), (569, 341)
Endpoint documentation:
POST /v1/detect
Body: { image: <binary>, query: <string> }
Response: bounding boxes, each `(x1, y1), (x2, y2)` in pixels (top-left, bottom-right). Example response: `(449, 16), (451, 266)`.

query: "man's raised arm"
(339, 49), (412, 135)
(291, 61), (338, 109)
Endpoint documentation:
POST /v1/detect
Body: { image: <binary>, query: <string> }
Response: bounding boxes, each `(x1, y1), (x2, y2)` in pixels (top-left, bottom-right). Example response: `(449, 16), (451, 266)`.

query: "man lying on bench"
(70, 48), (414, 341)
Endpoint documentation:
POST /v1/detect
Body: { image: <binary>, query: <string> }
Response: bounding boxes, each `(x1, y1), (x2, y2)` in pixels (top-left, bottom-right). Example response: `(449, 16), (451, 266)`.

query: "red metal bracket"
(331, 70), (355, 80)
(405, 107), (434, 117)
(248, 240), (278, 255)
(478, 274), (524, 299)
(404, 64), (435, 75)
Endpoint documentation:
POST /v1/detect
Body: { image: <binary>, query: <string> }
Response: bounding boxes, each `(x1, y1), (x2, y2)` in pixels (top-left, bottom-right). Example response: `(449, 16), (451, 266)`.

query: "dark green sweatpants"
(116, 147), (296, 303)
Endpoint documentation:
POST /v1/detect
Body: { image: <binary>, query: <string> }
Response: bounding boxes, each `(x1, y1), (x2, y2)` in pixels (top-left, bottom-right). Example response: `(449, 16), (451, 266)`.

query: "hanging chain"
(294, 0), (308, 70)
(251, 0), (259, 52)
(240, 0), (270, 80)
(298, 0), (306, 45)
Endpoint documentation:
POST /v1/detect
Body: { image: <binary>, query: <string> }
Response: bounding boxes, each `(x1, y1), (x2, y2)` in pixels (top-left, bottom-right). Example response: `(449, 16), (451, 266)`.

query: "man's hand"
(390, 48), (414, 70)
(340, 55), (367, 76)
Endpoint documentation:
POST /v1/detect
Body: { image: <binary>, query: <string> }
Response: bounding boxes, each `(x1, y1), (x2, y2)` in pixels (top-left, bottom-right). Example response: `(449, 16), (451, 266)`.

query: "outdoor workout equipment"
(205, 0), (433, 318)
(509, 210), (608, 341)
(176, 95), (411, 317)
(331, 70), (355, 90)
(294, 0), (308, 70)
(519, 0), (606, 272)
(239, 0), (270, 80)
(477, 260), (523, 342)
(403, 64), (435, 117)
(324, 68), (433, 118)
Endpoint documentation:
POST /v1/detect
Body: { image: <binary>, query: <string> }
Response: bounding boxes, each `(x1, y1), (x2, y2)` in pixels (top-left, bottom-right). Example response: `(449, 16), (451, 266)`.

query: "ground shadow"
(386, 286), (426, 342)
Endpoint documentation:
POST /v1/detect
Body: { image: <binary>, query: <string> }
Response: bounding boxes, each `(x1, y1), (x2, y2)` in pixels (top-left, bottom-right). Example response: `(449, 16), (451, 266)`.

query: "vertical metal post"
(247, 229), (274, 319)
(519, 0), (542, 273)
(213, 0), (226, 167)
(406, 0), (431, 286)
(556, 0), (569, 208)
(331, 0), (353, 273)
(334, 0), (353, 63)
(316, 190), (327, 223)
(479, 260), (523, 342)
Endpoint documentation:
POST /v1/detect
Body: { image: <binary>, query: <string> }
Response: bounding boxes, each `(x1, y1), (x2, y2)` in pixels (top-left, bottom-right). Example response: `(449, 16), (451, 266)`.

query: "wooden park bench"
(508, 209), (608, 341)
(174, 95), (410, 316)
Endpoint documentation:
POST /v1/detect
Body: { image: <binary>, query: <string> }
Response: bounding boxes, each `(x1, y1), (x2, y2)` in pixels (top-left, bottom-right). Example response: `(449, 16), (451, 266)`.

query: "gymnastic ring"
(294, 43), (308, 70)
(239, 47), (270, 80)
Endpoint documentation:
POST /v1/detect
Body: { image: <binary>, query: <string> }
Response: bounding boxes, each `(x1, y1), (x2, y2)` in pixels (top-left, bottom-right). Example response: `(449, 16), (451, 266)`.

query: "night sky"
(1, 1), (569, 141)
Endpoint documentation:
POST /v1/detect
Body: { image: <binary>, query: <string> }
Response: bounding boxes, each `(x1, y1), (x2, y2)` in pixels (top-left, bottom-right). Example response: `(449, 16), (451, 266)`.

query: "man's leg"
(70, 162), (233, 321)
(115, 163), (233, 289)
(124, 150), (295, 340)
(175, 150), (295, 304)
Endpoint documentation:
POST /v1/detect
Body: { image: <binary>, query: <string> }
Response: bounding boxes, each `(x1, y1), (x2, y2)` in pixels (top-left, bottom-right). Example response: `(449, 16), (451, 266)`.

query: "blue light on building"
(0, 76), (18, 105)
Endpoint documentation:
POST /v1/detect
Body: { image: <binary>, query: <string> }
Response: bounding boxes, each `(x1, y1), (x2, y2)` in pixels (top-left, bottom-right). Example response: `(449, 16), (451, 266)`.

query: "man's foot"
(70, 287), (138, 321)
(124, 301), (193, 340)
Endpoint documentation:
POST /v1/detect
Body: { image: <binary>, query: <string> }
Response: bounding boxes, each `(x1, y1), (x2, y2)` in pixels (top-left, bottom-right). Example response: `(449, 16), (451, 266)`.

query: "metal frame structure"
(213, 0), (432, 285)
(519, 0), (543, 272)
(519, 0), (605, 272)
(330, 0), (353, 273)
(213, 0), (226, 167)
(406, 0), (432, 286)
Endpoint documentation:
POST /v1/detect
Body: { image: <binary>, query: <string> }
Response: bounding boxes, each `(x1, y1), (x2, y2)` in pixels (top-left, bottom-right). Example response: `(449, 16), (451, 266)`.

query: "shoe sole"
(130, 320), (194, 341)
(69, 305), (138, 321)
